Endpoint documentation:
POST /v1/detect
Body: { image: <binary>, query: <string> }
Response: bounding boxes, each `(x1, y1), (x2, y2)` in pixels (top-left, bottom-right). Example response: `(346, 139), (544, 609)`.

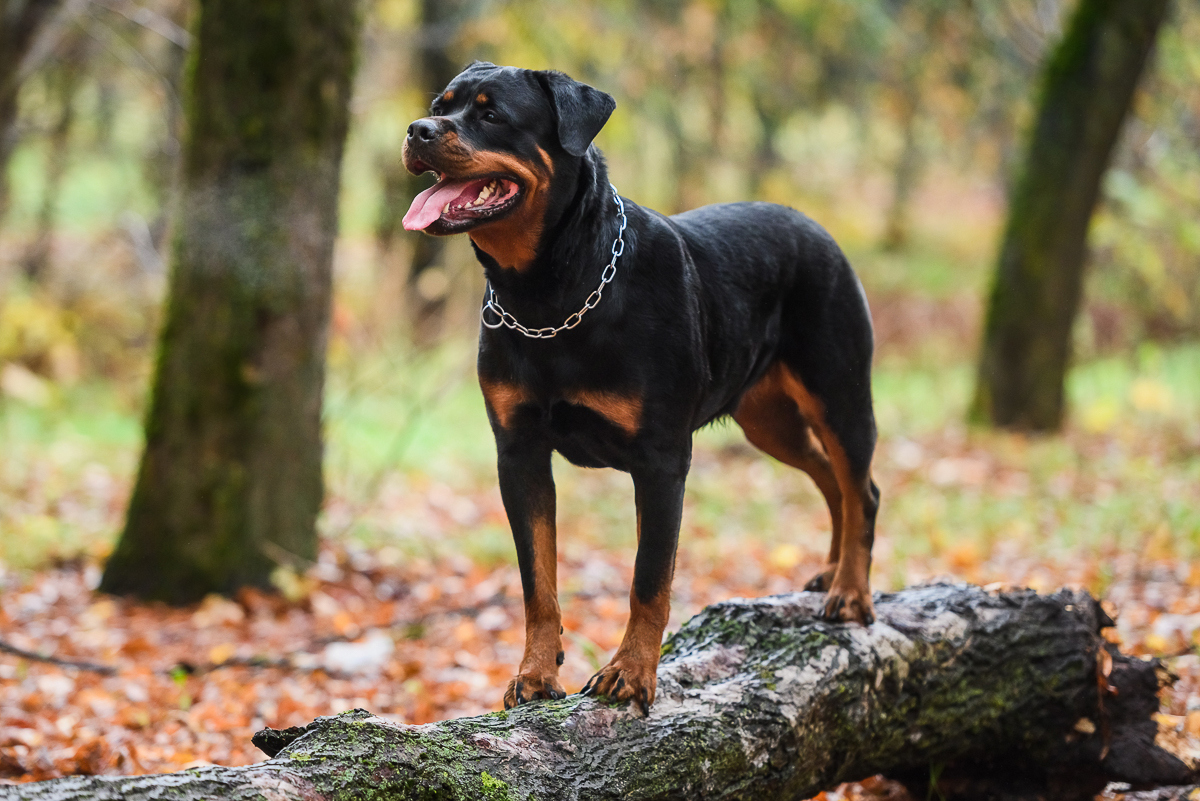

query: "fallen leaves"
(1155, 713), (1200, 771)
(2, 343), (1198, 798)
(2, 532), (1200, 799)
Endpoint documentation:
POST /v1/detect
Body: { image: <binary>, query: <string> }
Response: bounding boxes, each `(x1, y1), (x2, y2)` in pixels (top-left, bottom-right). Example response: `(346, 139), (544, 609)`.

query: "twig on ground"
(0, 638), (117, 675)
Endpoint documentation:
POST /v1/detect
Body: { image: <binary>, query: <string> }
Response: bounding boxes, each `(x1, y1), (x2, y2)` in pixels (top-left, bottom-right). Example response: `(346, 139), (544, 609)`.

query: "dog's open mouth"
(402, 174), (523, 232)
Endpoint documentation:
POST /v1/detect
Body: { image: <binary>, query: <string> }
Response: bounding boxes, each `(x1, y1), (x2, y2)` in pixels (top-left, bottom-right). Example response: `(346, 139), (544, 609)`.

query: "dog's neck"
(472, 147), (619, 324)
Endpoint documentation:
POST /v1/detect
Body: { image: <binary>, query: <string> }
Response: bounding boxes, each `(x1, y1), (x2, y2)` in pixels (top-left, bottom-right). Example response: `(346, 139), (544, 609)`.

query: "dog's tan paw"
(819, 582), (875, 625)
(503, 673), (566, 709)
(803, 564), (837, 592)
(581, 654), (658, 716)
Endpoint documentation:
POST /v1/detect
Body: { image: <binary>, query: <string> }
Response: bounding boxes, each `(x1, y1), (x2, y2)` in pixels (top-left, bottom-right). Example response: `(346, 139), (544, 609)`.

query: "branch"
(0, 639), (116, 676)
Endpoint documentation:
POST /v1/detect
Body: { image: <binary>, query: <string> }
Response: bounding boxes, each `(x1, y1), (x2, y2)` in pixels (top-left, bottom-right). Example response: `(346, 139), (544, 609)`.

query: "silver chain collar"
(481, 183), (627, 339)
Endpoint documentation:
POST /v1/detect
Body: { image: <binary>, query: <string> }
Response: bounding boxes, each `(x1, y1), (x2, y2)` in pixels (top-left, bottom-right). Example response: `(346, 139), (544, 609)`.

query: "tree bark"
(970, 0), (1171, 431)
(1120, 788), (1200, 800)
(20, 30), (82, 283)
(8, 586), (1193, 800)
(375, 0), (464, 346)
(99, 0), (362, 603)
(880, 87), (922, 253)
(0, 0), (64, 222)
(144, 4), (190, 255)
(880, 2), (945, 255)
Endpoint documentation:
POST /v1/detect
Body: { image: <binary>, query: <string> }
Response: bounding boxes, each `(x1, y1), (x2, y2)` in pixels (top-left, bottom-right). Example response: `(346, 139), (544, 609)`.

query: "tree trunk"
(376, 0), (463, 346)
(9, 586), (1193, 800)
(0, 0), (63, 223)
(880, 89), (922, 253)
(146, 10), (190, 254)
(970, 0), (1171, 431)
(747, 95), (782, 200)
(880, 3), (945, 254)
(378, 165), (450, 345)
(20, 34), (82, 283)
(99, 0), (362, 604)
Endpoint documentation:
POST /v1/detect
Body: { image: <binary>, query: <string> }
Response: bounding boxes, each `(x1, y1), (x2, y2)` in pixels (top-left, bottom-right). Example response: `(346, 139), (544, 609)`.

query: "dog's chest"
(533, 384), (642, 469)
(481, 350), (645, 470)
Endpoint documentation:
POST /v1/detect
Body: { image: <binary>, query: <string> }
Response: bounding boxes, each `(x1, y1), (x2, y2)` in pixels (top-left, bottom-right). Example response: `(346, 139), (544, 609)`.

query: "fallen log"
(1118, 788), (1200, 801)
(3, 584), (1193, 801)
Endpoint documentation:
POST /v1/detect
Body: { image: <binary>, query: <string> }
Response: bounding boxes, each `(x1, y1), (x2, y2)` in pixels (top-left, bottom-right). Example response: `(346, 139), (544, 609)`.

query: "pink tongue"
(403, 179), (477, 231)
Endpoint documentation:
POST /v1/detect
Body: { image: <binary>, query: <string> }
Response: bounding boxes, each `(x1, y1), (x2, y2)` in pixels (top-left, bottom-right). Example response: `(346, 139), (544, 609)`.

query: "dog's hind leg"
(732, 376), (844, 591)
(736, 361), (879, 624)
(776, 359), (879, 625)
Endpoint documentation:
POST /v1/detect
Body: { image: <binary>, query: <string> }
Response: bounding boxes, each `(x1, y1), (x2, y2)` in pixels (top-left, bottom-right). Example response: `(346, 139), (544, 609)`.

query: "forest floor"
(2, 297), (1200, 795)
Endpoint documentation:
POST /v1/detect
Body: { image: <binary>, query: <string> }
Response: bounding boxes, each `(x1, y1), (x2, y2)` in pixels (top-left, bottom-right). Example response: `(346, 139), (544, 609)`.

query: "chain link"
(481, 184), (626, 339)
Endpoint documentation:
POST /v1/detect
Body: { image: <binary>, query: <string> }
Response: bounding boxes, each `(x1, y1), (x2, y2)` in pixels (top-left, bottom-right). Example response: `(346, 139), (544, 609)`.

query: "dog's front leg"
(583, 450), (689, 715)
(496, 435), (566, 709)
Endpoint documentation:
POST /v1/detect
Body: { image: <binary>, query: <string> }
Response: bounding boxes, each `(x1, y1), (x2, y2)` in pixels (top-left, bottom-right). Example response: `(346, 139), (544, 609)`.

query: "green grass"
(2, 341), (1198, 578)
(323, 339), (494, 481)
(0, 381), (142, 568)
(0, 382), (143, 453)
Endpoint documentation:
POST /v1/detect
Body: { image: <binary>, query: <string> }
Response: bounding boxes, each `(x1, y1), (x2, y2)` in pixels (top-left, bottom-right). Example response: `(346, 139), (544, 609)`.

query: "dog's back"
(668, 201), (875, 428)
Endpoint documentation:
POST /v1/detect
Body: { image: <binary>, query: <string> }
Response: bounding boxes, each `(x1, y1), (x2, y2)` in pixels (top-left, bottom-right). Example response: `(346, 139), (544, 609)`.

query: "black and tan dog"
(402, 63), (879, 715)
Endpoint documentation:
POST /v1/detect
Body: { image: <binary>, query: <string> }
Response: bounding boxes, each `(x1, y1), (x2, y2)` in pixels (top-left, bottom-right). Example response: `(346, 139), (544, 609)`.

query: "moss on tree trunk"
(99, 0), (362, 603)
(0, 0), (64, 221)
(7, 586), (1193, 800)
(971, 0), (1170, 431)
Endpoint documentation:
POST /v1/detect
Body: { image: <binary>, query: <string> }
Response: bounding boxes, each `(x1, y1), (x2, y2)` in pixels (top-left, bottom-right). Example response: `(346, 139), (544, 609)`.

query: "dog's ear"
(535, 71), (616, 157)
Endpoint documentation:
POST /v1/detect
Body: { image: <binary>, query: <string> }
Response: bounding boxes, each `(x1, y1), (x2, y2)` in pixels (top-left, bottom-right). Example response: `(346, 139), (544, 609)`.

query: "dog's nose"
(407, 119), (441, 142)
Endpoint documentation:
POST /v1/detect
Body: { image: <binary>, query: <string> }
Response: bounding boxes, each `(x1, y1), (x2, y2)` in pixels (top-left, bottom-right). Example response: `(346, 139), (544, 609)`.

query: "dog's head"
(401, 63), (615, 252)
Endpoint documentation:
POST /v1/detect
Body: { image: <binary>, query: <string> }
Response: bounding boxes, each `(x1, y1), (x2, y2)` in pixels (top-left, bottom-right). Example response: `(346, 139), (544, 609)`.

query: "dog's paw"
(580, 655), (657, 716)
(803, 565), (836, 592)
(503, 673), (566, 709)
(818, 583), (875, 625)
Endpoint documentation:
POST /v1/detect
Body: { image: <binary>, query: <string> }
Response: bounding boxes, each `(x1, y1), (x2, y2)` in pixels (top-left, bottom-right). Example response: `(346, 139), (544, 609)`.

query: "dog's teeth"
(442, 203), (450, 214)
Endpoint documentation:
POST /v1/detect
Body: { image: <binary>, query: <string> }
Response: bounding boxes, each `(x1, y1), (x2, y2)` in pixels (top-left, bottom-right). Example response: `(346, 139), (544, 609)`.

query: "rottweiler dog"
(402, 63), (879, 715)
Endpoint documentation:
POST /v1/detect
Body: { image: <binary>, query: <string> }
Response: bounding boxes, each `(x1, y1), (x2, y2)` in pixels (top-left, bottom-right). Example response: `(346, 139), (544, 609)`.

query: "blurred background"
(1, 0), (1199, 787)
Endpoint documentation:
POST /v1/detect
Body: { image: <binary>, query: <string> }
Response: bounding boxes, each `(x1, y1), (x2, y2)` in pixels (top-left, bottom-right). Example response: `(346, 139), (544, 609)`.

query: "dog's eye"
(483, 110), (499, 123)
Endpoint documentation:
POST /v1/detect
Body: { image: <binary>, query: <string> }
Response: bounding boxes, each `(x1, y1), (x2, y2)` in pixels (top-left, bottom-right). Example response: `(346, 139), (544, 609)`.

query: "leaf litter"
(2, 408), (1200, 798)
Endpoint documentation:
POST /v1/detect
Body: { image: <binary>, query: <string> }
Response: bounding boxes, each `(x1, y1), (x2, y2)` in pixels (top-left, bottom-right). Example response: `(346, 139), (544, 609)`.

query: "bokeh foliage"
(1, 0), (1198, 577)
(2, 0), (1198, 370)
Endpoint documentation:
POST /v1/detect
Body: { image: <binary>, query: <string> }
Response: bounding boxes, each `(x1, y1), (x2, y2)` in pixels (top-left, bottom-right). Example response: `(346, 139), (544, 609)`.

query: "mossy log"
(5, 585), (1194, 801)
(1120, 788), (1200, 801)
